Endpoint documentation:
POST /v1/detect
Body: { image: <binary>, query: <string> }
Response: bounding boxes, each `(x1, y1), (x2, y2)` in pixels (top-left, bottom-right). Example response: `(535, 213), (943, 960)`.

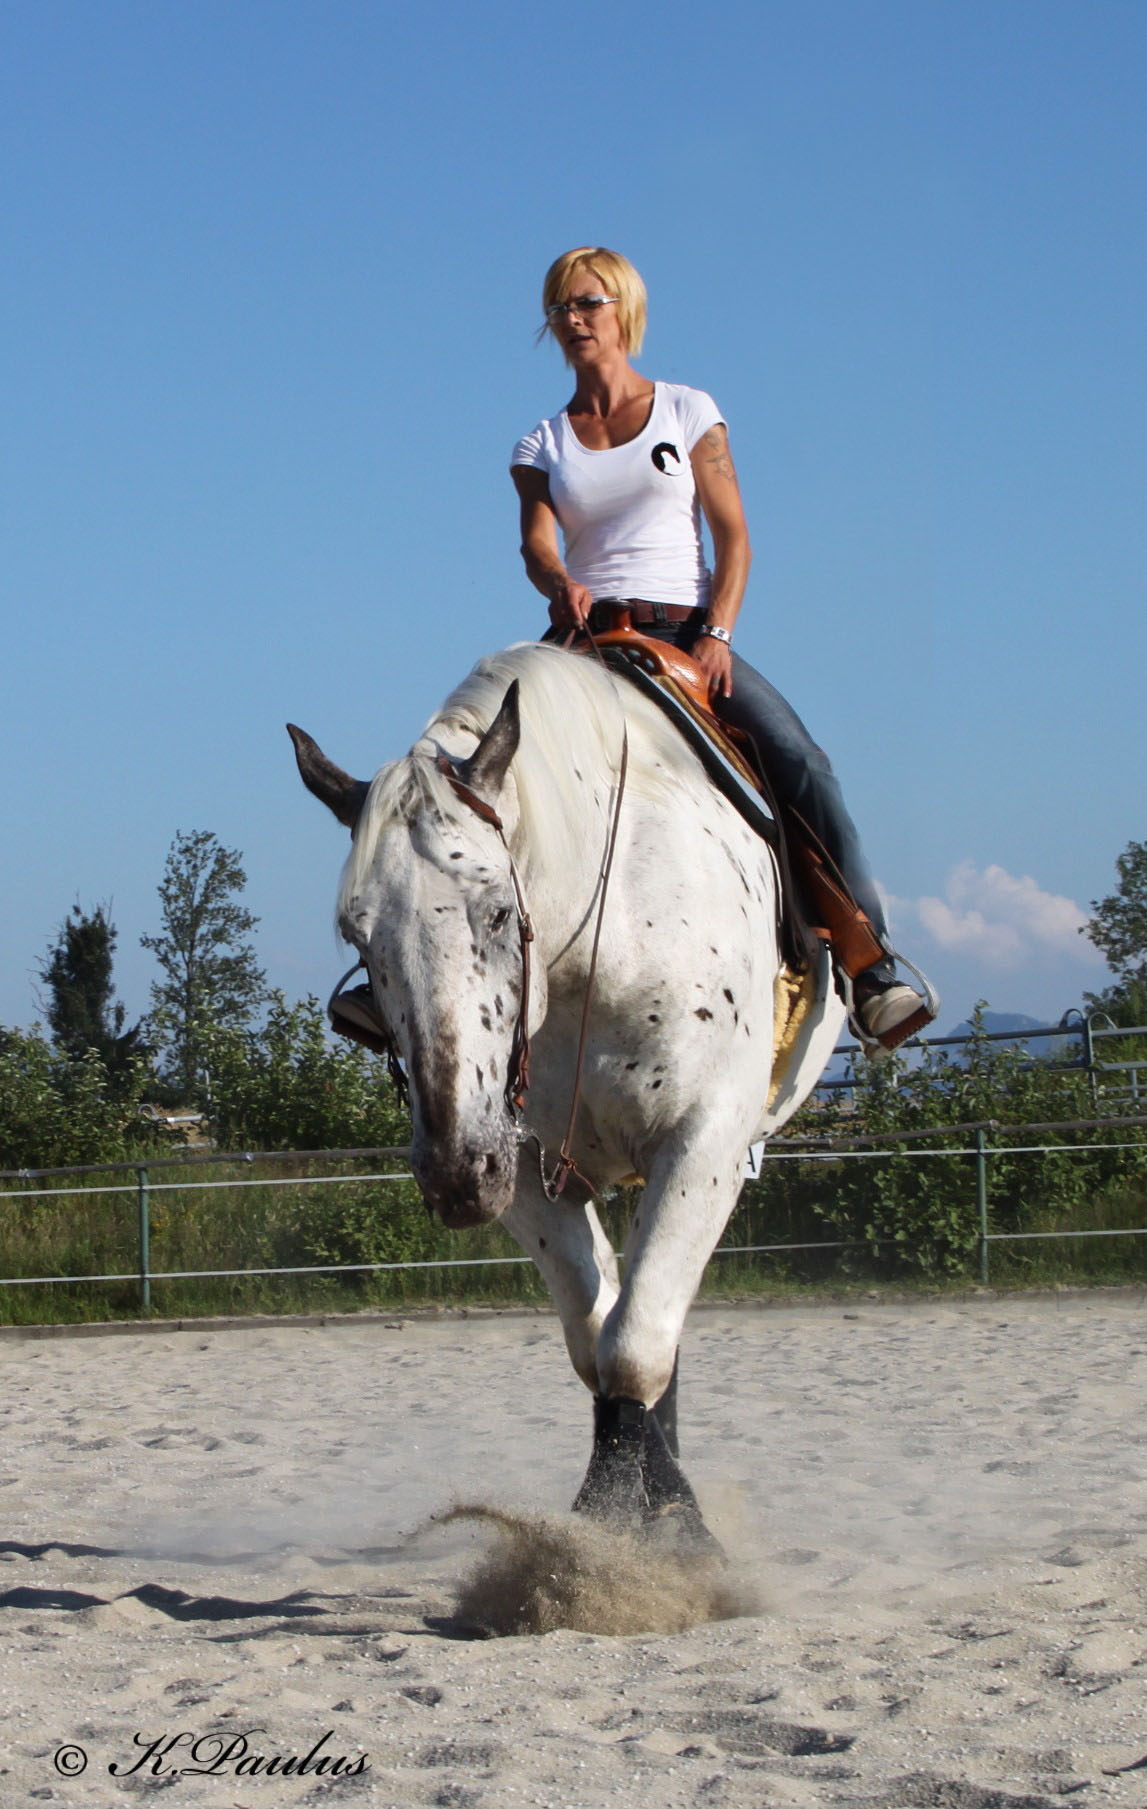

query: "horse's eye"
(490, 907), (512, 935)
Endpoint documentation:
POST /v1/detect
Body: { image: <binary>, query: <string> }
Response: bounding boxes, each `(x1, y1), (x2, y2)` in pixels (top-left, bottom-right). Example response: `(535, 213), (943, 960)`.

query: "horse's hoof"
(570, 1459), (646, 1526)
(645, 1500), (727, 1563)
(571, 1395), (650, 1527)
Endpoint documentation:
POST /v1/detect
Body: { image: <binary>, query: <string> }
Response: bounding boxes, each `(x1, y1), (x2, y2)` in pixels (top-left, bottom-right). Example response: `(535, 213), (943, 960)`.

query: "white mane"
(339, 643), (688, 924)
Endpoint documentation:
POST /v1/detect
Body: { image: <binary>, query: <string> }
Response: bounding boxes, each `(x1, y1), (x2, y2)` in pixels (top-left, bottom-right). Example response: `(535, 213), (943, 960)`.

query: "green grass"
(1, 1154), (1144, 1327)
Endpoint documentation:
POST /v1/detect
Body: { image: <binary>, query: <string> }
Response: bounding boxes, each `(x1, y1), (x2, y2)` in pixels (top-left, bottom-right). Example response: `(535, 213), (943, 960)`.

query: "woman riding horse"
(511, 245), (936, 1053)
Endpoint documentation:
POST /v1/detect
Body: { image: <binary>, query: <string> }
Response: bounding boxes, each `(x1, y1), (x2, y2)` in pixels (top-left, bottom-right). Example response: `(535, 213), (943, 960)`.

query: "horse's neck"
(511, 699), (630, 972)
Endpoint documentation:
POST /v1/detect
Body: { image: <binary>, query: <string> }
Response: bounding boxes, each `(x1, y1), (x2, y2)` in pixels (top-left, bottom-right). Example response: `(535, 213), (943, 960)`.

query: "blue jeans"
(642, 618), (896, 984)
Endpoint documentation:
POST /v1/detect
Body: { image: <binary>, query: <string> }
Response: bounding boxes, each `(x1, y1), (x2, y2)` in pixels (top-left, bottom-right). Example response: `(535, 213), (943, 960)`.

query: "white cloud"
(889, 861), (1104, 969)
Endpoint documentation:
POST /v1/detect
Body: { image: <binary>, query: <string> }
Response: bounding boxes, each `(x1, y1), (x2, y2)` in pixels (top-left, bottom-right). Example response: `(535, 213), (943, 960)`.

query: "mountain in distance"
(820, 1008), (1074, 1086)
(942, 1010), (1053, 1039)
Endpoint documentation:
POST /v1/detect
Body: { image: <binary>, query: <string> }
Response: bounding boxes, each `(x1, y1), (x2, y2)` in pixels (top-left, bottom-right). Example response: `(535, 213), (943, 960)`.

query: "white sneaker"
(856, 983), (936, 1054)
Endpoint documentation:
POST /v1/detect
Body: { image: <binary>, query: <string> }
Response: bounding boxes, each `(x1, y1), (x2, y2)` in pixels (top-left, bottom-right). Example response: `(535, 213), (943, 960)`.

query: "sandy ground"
(1, 1291), (1145, 1808)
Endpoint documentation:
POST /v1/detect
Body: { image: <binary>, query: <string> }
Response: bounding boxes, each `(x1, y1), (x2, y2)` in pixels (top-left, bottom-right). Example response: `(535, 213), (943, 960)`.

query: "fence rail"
(819, 1013), (1147, 1106)
(1, 1110), (1144, 1312)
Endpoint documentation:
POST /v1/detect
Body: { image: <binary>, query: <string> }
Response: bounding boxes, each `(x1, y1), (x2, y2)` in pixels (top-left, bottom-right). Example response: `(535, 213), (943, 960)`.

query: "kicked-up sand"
(1, 1290), (1145, 1806)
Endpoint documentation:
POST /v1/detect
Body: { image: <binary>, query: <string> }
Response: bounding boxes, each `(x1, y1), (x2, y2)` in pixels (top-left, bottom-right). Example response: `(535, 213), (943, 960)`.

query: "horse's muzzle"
(412, 1136), (518, 1229)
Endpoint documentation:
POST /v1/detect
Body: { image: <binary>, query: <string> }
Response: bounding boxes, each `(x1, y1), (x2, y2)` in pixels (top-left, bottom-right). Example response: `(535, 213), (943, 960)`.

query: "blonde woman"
(511, 245), (935, 1052)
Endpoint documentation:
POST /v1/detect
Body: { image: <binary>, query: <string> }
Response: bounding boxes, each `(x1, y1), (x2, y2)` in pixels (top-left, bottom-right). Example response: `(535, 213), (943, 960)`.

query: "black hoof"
(571, 1386), (724, 1557)
(571, 1395), (646, 1524)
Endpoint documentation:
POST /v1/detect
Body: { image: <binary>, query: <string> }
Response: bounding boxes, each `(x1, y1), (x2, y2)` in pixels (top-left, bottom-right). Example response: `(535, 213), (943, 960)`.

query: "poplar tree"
(142, 831), (267, 1099)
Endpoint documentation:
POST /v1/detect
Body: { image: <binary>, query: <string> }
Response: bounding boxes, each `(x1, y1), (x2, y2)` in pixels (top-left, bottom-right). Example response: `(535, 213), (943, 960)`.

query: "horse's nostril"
(484, 1152), (498, 1177)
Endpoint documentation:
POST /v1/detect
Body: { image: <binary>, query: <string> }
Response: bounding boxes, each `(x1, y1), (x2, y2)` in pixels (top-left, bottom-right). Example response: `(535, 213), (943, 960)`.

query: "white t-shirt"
(511, 382), (725, 608)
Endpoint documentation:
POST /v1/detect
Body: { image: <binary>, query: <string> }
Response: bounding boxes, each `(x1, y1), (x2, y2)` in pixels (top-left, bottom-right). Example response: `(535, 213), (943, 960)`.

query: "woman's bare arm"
(511, 466), (593, 630)
(690, 424), (752, 698)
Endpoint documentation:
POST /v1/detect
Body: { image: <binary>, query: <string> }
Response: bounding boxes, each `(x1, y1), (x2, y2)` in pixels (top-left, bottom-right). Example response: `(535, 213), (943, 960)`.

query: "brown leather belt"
(589, 599), (700, 630)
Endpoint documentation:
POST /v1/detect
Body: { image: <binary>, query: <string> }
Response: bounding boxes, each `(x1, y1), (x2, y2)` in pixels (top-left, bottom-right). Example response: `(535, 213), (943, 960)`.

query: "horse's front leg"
(501, 1171), (620, 1393)
(581, 1123), (747, 1542)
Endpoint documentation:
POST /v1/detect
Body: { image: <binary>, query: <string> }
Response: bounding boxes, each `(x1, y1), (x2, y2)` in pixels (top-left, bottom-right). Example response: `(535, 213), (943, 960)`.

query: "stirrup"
(328, 960), (390, 1054)
(846, 953), (940, 1059)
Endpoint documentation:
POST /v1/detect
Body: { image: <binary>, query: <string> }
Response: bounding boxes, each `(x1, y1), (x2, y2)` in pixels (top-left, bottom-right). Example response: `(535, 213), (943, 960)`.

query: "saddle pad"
(594, 645), (779, 849)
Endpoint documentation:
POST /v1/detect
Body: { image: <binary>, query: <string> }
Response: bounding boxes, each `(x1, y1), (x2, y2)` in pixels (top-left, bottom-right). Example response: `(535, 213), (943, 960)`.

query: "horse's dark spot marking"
(694, 1007), (713, 1021)
(709, 946), (718, 956)
(648, 1014), (660, 1023)
(450, 851), (463, 860)
(475, 1064), (485, 1088)
(723, 989), (735, 1004)
(573, 768), (582, 781)
(625, 1061), (639, 1071)
(733, 1010), (739, 1026)
(494, 995), (504, 1017)
(653, 1064), (664, 1073)
(479, 1008), (492, 1031)
(712, 1176), (718, 1186)
(651, 1078), (662, 1090)
(488, 1058), (499, 1080)
(646, 920), (653, 929)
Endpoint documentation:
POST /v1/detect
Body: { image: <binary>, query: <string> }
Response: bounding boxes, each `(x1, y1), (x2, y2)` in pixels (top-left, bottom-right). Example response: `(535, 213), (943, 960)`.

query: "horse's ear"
(287, 724), (370, 830)
(459, 680), (521, 799)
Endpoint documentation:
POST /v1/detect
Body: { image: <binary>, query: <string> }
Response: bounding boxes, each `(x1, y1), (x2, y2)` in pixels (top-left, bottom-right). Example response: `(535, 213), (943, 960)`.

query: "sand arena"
(2, 1292), (1145, 1805)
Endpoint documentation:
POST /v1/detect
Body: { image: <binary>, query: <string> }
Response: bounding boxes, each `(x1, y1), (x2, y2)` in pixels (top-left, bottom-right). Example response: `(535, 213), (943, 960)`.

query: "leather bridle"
(336, 631), (630, 1204)
(433, 752), (537, 1117)
(435, 716), (629, 1202)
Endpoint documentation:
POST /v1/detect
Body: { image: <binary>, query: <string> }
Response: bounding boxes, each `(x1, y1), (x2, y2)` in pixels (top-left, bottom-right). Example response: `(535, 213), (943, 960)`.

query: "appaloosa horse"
(290, 640), (843, 1544)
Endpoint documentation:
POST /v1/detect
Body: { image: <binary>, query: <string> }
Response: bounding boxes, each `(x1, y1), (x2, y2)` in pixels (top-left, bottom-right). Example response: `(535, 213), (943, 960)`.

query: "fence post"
(137, 1167), (151, 1313)
(975, 1127), (989, 1284)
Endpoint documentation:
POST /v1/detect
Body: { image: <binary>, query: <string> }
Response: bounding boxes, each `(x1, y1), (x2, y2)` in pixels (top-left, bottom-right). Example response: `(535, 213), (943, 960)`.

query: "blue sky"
(3, 0), (1143, 1037)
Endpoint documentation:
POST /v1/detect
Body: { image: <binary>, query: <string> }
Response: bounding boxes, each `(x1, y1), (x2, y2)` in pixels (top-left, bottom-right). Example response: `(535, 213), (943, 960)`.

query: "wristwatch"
(698, 623), (732, 646)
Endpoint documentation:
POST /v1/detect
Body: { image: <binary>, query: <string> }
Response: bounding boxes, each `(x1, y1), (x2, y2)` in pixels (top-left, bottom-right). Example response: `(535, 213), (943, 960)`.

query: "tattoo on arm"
(698, 426), (737, 483)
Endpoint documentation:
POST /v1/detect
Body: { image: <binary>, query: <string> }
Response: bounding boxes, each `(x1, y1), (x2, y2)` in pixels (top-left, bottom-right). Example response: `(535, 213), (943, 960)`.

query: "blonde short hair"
(541, 246), (647, 356)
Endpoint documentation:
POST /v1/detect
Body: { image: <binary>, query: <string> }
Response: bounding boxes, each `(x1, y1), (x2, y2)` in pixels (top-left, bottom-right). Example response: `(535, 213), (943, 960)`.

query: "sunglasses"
(545, 295), (618, 322)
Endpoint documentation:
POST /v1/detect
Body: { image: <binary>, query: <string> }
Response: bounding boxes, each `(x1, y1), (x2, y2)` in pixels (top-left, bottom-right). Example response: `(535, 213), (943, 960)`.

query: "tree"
(39, 903), (146, 1088)
(1084, 840), (1147, 1021)
(142, 831), (267, 1100)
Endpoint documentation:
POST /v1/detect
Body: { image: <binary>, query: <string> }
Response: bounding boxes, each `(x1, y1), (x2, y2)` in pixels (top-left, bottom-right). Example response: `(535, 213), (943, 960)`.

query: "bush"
(0, 1025), (159, 1170)
(198, 992), (411, 1152)
(736, 1006), (1147, 1280)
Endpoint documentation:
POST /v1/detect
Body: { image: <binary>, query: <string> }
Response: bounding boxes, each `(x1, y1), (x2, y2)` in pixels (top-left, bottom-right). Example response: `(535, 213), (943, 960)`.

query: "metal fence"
(818, 1011), (1147, 1108)
(1, 1108), (1145, 1314)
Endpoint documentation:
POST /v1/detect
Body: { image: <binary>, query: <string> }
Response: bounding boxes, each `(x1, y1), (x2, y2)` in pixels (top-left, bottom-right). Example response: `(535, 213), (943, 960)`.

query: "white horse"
(290, 641), (843, 1541)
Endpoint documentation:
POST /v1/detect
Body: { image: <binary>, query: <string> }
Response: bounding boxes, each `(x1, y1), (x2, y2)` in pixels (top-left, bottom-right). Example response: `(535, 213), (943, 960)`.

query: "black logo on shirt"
(651, 441), (682, 474)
